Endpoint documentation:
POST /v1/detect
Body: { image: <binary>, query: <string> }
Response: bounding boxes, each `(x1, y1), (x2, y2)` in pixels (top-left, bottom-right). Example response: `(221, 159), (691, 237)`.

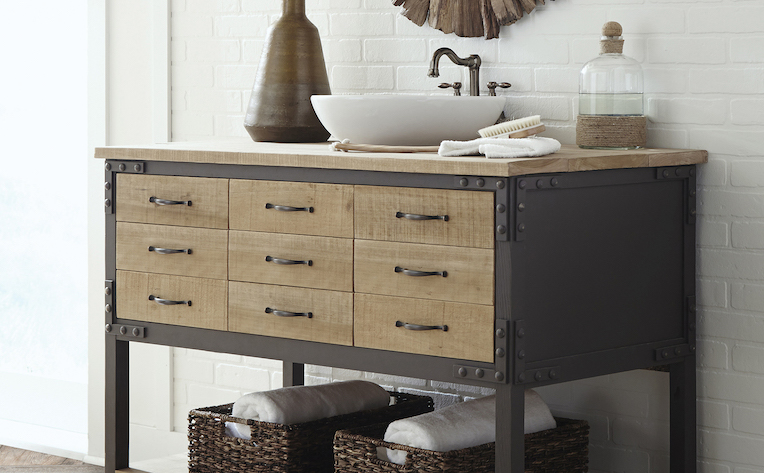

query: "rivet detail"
(496, 204), (506, 213)
(495, 372), (505, 381)
(459, 178), (469, 187)
(118, 163), (126, 172)
(495, 348), (505, 358)
(476, 178), (485, 187)
(475, 369), (484, 378)
(496, 180), (505, 189)
(458, 367), (467, 377)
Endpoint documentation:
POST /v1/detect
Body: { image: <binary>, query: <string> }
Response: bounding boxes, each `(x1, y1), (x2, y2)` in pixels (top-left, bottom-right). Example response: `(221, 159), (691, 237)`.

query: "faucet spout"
(428, 47), (482, 96)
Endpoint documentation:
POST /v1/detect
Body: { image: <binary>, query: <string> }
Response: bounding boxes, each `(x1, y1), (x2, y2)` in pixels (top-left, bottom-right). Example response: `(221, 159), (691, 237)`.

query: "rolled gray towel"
(381, 389), (556, 465)
(229, 380), (390, 440)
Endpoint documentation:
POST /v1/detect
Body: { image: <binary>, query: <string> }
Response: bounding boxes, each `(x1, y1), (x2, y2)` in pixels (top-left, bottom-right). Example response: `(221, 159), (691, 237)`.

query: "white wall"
(0, 0), (89, 458)
(89, 1), (764, 472)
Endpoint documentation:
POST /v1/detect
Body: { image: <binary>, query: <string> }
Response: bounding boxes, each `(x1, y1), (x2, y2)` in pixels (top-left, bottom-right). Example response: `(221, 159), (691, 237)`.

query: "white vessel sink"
(311, 95), (507, 146)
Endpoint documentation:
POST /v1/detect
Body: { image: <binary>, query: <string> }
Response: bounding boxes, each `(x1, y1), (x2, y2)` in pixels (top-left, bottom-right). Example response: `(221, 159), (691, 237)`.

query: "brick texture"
(168, 2), (764, 472)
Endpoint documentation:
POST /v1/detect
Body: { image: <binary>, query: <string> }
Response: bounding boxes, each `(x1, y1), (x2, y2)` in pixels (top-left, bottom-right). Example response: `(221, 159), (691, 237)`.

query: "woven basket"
(334, 417), (589, 473)
(188, 392), (434, 473)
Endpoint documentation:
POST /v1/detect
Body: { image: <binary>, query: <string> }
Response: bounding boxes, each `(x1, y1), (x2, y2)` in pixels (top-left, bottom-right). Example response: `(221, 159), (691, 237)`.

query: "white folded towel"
(228, 380), (390, 440)
(438, 136), (561, 159)
(381, 390), (556, 465)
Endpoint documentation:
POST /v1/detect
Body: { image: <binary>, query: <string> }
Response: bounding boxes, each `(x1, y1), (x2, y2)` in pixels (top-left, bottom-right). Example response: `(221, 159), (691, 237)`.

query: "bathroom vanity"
(97, 141), (707, 473)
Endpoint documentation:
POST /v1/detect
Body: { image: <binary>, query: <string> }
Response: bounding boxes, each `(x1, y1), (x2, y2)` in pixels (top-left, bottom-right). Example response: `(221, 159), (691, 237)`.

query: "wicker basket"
(334, 417), (589, 473)
(188, 392), (434, 473)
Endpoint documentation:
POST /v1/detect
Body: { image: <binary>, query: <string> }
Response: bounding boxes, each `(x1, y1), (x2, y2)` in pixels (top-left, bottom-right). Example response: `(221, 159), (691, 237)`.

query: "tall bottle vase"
(244, 0), (331, 143)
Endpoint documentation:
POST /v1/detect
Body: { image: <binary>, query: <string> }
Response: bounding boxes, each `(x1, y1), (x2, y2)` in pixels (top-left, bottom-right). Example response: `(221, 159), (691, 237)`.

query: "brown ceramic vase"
(244, 0), (331, 143)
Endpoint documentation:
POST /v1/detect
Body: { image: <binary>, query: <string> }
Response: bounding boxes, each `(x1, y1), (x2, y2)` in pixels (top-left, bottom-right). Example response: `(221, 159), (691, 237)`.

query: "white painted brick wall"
(169, 1), (764, 471)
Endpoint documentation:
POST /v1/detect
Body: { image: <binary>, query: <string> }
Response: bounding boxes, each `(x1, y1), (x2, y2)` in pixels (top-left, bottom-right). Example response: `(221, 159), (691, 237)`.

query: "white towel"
(228, 380), (390, 440)
(381, 390), (556, 465)
(438, 136), (561, 159)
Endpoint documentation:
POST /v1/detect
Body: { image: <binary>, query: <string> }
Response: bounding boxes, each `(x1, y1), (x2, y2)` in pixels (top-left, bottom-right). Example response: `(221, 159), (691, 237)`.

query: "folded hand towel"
(229, 380), (390, 440)
(438, 136), (561, 159)
(382, 389), (556, 465)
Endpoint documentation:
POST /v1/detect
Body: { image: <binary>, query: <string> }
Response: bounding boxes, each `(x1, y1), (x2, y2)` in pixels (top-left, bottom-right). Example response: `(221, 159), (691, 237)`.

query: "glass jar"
(576, 22), (646, 149)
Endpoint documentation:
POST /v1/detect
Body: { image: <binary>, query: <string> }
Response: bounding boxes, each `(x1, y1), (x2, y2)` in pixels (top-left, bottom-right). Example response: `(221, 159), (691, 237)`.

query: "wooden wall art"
(393, 0), (553, 39)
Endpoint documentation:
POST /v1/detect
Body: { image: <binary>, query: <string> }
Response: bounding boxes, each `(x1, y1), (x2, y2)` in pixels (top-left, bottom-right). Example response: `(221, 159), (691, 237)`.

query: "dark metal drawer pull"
(265, 256), (313, 266)
(395, 211), (449, 222)
(265, 307), (313, 318)
(265, 203), (314, 213)
(149, 196), (192, 206)
(149, 246), (192, 255)
(395, 320), (448, 332)
(395, 266), (447, 277)
(148, 295), (192, 306)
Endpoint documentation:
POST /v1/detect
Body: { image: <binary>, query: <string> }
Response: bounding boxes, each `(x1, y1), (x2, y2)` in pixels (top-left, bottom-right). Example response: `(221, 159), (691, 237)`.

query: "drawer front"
(229, 180), (353, 238)
(116, 270), (227, 330)
(354, 294), (493, 362)
(354, 240), (494, 305)
(116, 174), (229, 229)
(116, 222), (228, 280)
(354, 186), (494, 248)
(228, 282), (353, 346)
(229, 231), (353, 292)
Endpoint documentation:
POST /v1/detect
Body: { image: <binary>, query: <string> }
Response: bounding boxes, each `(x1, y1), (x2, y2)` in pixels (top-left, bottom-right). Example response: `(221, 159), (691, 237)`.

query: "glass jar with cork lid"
(576, 21), (646, 149)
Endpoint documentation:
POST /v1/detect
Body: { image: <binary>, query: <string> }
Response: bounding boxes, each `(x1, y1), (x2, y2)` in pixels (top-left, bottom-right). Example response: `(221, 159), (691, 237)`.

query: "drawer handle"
(265, 307), (313, 318)
(149, 196), (192, 206)
(395, 320), (448, 332)
(395, 211), (449, 222)
(265, 203), (314, 213)
(265, 256), (313, 266)
(148, 295), (192, 306)
(148, 246), (193, 255)
(395, 266), (447, 277)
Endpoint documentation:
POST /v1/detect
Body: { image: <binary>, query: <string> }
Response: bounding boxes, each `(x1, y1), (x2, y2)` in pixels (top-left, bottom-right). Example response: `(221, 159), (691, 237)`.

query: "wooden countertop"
(95, 139), (708, 177)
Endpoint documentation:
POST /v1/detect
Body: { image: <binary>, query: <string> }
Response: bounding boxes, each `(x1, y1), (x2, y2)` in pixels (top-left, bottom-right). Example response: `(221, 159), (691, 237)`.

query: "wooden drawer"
(354, 240), (494, 305)
(116, 222), (228, 280)
(229, 180), (353, 238)
(229, 231), (352, 292)
(228, 282), (352, 346)
(116, 270), (227, 330)
(116, 174), (229, 229)
(354, 294), (493, 362)
(354, 186), (494, 248)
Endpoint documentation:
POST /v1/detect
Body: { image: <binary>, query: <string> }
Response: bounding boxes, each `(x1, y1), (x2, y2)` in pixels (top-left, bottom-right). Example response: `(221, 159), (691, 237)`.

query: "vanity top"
(95, 139), (708, 177)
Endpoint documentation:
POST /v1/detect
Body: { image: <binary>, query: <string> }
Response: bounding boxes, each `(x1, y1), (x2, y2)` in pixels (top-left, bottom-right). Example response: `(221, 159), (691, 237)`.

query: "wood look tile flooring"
(0, 446), (85, 466)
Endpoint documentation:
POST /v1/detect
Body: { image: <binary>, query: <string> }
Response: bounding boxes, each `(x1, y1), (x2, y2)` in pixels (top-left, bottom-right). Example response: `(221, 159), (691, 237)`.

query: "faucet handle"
(487, 82), (512, 96)
(438, 82), (462, 96)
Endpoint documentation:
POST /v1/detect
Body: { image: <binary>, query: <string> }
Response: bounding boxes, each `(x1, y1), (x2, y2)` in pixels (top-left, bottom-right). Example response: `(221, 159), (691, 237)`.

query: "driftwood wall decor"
(393, 0), (552, 39)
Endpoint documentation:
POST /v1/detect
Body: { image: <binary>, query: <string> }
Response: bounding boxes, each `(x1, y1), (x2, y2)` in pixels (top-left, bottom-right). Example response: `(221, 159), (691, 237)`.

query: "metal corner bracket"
(452, 319), (510, 383)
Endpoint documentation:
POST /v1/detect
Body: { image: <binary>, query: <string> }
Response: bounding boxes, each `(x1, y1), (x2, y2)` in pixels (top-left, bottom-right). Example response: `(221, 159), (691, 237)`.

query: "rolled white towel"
(438, 136), (561, 159)
(229, 380), (390, 440)
(382, 390), (556, 465)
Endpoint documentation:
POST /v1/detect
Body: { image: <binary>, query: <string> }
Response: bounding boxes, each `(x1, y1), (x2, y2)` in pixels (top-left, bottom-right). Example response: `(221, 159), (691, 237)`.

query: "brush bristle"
(479, 115), (542, 138)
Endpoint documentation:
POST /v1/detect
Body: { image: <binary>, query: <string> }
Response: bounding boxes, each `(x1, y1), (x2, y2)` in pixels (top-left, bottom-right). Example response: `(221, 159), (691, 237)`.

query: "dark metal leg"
(105, 336), (129, 473)
(283, 362), (305, 387)
(495, 384), (525, 473)
(670, 357), (697, 473)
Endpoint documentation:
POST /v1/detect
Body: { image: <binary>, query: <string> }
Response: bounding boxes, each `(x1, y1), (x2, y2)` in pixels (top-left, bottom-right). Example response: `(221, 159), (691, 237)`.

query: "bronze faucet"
(428, 48), (482, 96)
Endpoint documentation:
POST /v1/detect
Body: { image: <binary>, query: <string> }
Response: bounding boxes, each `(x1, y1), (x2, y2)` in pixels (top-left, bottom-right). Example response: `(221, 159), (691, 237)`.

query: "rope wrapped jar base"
(576, 115), (647, 149)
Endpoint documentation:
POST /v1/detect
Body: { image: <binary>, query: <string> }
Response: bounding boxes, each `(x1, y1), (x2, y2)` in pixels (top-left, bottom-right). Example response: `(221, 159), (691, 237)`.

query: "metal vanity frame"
(104, 158), (698, 473)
